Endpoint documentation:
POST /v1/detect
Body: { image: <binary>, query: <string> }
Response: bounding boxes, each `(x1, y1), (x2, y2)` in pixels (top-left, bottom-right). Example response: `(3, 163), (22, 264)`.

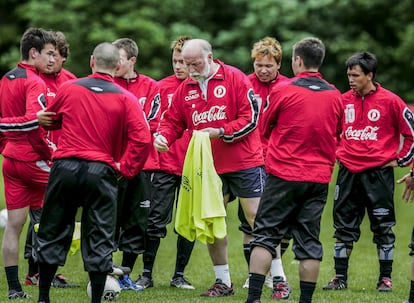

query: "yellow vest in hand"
(175, 131), (226, 244)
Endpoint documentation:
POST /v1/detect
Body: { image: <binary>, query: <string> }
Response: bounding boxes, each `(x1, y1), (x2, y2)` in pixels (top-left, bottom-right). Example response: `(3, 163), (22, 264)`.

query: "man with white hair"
(154, 38), (264, 297)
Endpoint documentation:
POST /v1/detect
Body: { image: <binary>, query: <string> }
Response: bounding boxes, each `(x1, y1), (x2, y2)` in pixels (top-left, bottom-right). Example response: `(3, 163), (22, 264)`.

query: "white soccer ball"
(0, 209), (8, 228)
(87, 275), (121, 301)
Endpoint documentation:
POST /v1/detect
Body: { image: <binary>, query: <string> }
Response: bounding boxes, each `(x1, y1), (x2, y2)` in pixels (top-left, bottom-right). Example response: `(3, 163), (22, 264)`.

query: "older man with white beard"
(154, 38), (265, 297)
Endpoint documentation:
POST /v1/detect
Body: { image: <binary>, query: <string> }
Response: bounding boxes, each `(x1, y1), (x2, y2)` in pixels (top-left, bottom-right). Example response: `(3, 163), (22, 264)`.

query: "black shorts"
(251, 174), (328, 260)
(116, 171), (153, 254)
(220, 166), (266, 199)
(146, 171), (181, 238)
(332, 165), (396, 245)
(35, 158), (118, 273)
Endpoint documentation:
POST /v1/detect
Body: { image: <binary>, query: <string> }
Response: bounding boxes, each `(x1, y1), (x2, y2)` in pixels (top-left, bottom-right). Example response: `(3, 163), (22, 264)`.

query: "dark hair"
(20, 28), (55, 61)
(53, 31), (70, 59)
(345, 51), (377, 78)
(292, 37), (325, 69)
(112, 38), (138, 59)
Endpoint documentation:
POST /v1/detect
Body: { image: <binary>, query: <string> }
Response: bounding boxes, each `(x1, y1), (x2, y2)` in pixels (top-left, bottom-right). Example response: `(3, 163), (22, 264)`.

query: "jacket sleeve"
(396, 104), (414, 167)
(118, 97), (152, 179)
(0, 113), (38, 132)
(142, 83), (161, 134)
(262, 85), (282, 140)
(221, 74), (260, 143)
(157, 88), (187, 146)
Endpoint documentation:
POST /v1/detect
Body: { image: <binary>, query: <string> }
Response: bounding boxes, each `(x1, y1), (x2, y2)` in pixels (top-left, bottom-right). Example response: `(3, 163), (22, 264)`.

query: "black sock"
(280, 241), (290, 256)
(28, 257), (38, 276)
(299, 280), (316, 303)
(243, 244), (251, 267)
(379, 260), (393, 279)
(38, 263), (58, 303)
(5, 266), (22, 291)
(173, 235), (195, 278)
(334, 257), (349, 281)
(142, 237), (160, 278)
(121, 252), (138, 272)
(89, 272), (107, 303)
(409, 280), (414, 303)
(246, 273), (265, 303)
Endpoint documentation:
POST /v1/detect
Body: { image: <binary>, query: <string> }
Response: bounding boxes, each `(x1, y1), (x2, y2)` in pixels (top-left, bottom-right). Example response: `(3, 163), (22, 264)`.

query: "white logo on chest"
(192, 105), (227, 126)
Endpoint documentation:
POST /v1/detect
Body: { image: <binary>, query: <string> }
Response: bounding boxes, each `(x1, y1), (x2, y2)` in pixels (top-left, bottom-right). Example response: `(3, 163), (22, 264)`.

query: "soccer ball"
(0, 209), (8, 228)
(87, 275), (121, 301)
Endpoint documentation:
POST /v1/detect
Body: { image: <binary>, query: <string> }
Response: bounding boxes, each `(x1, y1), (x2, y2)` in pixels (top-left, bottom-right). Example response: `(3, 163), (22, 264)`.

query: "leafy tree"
(1, 0), (414, 102)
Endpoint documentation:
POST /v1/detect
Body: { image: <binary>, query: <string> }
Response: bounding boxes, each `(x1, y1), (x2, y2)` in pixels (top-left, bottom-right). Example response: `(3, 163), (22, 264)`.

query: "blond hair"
(171, 35), (192, 53)
(251, 37), (283, 64)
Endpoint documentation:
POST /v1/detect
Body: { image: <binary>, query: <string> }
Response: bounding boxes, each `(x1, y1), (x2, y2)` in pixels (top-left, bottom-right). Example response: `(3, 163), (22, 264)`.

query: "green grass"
(0, 165), (413, 302)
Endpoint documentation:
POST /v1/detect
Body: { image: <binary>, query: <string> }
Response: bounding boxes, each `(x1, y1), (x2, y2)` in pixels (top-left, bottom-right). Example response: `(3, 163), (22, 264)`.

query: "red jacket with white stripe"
(337, 83), (414, 173)
(0, 62), (51, 161)
(158, 60), (264, 174)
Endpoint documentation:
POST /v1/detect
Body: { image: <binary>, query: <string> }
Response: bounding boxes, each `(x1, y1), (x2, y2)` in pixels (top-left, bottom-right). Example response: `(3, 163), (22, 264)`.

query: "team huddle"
(1, 27), (414, 303)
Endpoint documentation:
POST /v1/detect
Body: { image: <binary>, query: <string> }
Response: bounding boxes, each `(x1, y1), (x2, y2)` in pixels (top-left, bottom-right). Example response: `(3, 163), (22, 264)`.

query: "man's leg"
(246, 246), (272, 303)
(170, 234), (195, 289)
(324, 165), (360, 291)
(200, 236), (234, 297)
(38, 263), (58, 303)
(117, 172), (150, 291)
(298, 259), (319, 303)
(24, 208), (42, 285)
(3, 207), (32, 298)
(323, 241), (353, 290)
(200, 192), (233, 297)
(136, 171), (181, 290)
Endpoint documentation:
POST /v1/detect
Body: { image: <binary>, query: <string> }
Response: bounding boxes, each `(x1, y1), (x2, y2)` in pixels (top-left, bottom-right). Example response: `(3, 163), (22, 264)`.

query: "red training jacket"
(158, 60), (264, 174)
(47, 72), (151, 179)
(337, 83), (414, 173)
(0, 62), (51, 161)
(263, 72), (343, 183)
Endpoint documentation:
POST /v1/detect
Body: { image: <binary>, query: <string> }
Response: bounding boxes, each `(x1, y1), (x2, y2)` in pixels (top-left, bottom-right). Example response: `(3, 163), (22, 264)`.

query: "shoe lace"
(274, 281), (289, 291)
(207, 282), (226, 294)
(379, 277), (392, 287)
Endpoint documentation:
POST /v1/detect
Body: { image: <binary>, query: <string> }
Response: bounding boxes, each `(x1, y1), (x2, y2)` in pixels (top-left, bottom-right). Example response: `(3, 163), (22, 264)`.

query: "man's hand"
(37, 110), (56, 127)
(200, 127), (223, 139)
(397, 172), (414, 202)
(382, 159), (398, 168)
(154, 134), (169, 152)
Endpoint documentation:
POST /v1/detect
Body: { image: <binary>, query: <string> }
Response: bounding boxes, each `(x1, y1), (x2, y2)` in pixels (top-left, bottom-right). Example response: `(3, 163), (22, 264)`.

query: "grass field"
(0, 165), (412, 303)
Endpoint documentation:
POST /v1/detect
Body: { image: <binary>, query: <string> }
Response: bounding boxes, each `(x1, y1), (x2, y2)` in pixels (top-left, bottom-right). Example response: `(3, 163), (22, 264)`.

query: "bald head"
(90, 42), (120, 75)
(182, 39), (212, 59)
(181, 39), (216, 82)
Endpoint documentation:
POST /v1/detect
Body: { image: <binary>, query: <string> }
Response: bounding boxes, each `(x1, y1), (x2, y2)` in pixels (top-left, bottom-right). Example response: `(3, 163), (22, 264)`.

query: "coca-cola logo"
(344, 126), (379, 141)
(192, 105), (227, 126)
(46, 88), (56, 98)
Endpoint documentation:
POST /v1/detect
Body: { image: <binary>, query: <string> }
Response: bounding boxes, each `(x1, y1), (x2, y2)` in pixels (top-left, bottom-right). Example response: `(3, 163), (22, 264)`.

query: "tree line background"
(1, 0), (413, 102)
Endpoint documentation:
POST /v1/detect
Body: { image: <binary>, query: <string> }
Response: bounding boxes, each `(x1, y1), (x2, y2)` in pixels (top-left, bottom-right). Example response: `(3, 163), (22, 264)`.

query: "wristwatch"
(218, 128), (224, 138)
